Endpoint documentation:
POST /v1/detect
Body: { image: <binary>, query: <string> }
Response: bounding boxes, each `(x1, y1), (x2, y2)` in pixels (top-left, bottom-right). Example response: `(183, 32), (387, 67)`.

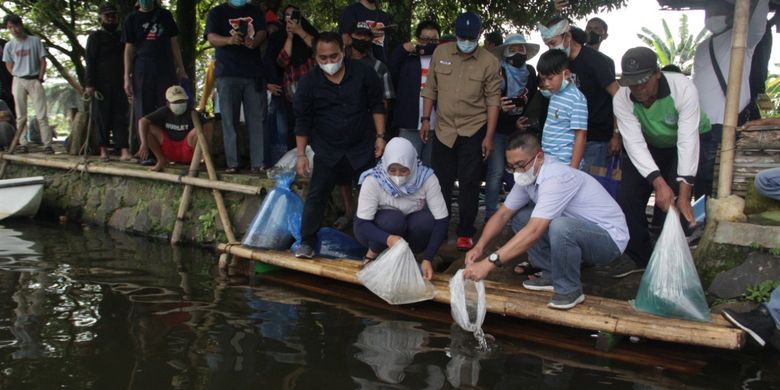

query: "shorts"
(161, 132), (195, 163)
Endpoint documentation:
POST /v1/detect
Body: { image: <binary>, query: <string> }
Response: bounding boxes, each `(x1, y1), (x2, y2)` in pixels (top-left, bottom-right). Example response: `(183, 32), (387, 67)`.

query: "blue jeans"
(767, 287), (780, 327)
(695, 125), (721, 198)
(264, 94), (289, 166)
(217, 77), (266, 169)
(755, 167), (780, 202)
(485, 132), (510, 220)
(398, 128), (433, 166)
(583, 141), (609, 172)
(511, 204), (622, 294)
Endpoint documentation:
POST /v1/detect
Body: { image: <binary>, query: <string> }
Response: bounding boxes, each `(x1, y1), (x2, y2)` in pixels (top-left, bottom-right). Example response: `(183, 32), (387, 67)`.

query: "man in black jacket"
(85, 3), (131, 161)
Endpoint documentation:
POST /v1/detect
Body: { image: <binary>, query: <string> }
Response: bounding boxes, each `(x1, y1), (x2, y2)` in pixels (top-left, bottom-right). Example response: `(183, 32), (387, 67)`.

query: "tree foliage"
(636, 14), (709, 74)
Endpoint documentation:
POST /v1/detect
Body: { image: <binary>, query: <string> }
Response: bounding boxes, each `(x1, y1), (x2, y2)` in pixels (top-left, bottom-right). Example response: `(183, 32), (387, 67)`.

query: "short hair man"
(420, 12), (501, 251)
(293, 32), (386, 259)
(389, 20), (441, 166)
(85, 3), (131, 161)
(463, 132), (628, 310)
(349, 27), (394, 102)
(205, 0), (268, 173)
(612, 47), (711, 277)
(483, 31), (503, 50)
(2, 14), (54, 154)
(585, 17), (608, 51)
(137, 86), (213, 172)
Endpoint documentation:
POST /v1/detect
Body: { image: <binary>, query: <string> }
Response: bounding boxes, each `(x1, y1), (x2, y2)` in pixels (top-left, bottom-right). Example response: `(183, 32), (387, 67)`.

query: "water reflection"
(0, 221), (778, 389)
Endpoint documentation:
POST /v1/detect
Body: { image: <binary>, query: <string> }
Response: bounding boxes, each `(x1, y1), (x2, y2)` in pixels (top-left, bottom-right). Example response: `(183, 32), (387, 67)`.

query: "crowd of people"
(1, 0), (779, 333)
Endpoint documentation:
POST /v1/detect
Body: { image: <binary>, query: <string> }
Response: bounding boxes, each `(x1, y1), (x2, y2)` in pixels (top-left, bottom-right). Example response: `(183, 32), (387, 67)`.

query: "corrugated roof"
(658, 0), (780, 10)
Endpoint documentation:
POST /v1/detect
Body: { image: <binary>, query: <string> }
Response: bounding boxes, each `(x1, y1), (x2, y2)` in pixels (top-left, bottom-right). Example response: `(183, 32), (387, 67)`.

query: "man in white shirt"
(693, 0), (770, 197)
(463, 132), (628, 310)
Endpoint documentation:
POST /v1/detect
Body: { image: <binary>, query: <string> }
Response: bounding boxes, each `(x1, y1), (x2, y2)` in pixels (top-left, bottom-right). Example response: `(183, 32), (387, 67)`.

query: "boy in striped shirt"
(537, 49), (588, 168)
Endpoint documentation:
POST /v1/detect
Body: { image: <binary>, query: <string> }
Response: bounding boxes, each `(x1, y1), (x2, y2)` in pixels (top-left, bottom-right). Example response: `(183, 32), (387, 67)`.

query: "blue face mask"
(229, 0), (247, 7)
(456, 39), (478, 54)
(561, 79), (570, 91)
(540, 89), (552, 98)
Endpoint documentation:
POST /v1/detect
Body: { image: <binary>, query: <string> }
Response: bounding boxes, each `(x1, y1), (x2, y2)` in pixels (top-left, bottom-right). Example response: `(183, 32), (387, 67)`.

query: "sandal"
(514, 261), (542, 277)
(333, 215), (352, 231)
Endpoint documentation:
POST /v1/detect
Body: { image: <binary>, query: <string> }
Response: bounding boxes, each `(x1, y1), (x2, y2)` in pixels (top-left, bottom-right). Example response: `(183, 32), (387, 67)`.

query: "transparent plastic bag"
(267, 146), (314, 180)
(632, 208), (711, 322)
(241, 171), (303, 249)
(449, 269), (486, 332)
(315, 227), (365, 259)
(357, 239), (436, 305)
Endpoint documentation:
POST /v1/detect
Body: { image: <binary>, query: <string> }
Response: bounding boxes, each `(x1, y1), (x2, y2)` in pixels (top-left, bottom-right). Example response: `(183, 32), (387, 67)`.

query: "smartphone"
(238, 19), (248, 36)
(376, 24), (397, 32)
(290, 10), (301, 24)
(512, 97), (526, 109)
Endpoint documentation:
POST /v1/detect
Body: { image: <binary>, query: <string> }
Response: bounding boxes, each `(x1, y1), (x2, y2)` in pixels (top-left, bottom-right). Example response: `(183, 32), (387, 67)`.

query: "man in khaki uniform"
(420, 11), (501, 251)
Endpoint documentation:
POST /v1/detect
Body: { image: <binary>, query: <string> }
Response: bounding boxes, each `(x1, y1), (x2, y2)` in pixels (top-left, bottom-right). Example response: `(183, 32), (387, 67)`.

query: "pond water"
(0, 220), (778, 389)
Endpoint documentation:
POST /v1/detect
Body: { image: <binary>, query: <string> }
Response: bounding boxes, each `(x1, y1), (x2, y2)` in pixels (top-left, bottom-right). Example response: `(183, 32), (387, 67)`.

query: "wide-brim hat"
(496, 34), (540, 60)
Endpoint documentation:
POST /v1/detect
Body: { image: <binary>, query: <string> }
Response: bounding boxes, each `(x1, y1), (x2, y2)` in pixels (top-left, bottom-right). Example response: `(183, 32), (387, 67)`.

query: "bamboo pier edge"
(218, 243), (746, 351)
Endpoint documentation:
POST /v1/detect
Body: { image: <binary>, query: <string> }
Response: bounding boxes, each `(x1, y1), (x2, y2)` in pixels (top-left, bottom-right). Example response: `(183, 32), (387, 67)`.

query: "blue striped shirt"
(542, 83), (588, 164)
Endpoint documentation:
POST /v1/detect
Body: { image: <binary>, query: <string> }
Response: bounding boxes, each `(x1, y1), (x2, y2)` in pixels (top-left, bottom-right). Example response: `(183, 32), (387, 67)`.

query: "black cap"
(99, 3), (118, 14)
(619, 47), (659, 86)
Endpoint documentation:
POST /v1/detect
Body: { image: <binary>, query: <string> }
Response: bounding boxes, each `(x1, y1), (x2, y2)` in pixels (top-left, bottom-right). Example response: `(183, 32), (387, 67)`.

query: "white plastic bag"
(449, 269), (486, 333)
(632, 207), (711, 322)
(267, 146), (314, 179)
(357, 239), (436, 305)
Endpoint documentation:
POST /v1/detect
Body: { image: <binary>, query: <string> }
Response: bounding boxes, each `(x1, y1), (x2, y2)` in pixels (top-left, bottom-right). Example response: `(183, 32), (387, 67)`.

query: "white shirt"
(417, 56), (436, 129)
(356, 175), (448, 220)
(504, 158), (629, 252)
(692, 0), (769, 125)
(2, 36), (45, 78)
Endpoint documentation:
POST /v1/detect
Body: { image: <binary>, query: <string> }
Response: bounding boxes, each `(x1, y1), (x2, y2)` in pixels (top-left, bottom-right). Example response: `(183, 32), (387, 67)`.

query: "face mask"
(351, 40), (371, 53)
(319, 56), (343, 76)
(456, 39), (478, 54)
(705, 16), (729, 35)
(507, 53), (527, 68)
(561, 78), (570, 91)
(228, 0), (247, 7)
(587, 33), (602, 46)
(390, 175), (408, 187)
(552, 36), (570, 57)
(366, 0), (378, 3)
(138, 0), (155, 11)
(540, 89), (552, 98)
(416, 43), (438, 56)
(169, 102), (187, 116)
(512, 155), (538, 186)
(102, 22), (118, 32)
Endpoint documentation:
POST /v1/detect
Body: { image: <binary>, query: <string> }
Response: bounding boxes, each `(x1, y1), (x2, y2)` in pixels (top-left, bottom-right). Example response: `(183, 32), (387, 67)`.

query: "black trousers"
(618, 147), (680, 268)
(432, 126), (486, 237)
(300, 155), (369, 247)
(94, 85), (129, 149)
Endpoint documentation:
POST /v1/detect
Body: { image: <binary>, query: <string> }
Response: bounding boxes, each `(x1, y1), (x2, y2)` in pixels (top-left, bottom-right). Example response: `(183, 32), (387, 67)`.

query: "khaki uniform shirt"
(421, 42), (501, 148)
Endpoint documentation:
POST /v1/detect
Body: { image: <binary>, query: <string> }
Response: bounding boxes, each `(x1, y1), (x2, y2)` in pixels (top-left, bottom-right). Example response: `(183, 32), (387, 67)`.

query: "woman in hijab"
(354, 138), (449, 280)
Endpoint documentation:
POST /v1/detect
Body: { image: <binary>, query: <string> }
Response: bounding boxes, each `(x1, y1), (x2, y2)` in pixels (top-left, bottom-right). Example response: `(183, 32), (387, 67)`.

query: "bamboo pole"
(170, 142), (203, 245)
(0, 120), (28, 179)
(191, 111), (237, 244)
(0, 153), (263, 195)
(716, 0), (750, 198)
(217, 244), (746, 350)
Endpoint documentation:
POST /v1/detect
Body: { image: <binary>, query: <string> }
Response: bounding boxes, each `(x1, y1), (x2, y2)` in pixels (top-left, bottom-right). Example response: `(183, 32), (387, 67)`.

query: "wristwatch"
(488, 252), (502, 267)
(420, 116), (430, 123)
(376, 133), (385, 139)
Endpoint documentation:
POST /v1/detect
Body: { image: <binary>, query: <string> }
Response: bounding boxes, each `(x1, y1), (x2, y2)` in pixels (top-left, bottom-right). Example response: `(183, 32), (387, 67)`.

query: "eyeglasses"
(505, 155), (537, 174)
(417, 37), (439, 45)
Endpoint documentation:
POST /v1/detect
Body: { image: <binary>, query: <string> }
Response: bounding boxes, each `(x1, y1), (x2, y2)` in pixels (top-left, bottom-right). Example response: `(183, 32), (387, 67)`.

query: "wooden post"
(0, 122), (27, 179)
(716, 0), (750, 198)
(190, 111), (238, 243)
(170, 142), (203, 245)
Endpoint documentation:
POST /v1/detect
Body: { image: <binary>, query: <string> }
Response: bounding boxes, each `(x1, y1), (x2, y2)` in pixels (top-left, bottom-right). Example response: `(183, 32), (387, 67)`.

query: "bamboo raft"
(218, 244), (746, 351)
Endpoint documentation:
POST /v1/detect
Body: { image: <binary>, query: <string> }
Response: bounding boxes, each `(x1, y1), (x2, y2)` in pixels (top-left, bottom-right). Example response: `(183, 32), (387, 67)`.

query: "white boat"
(0, 176), (45, 221)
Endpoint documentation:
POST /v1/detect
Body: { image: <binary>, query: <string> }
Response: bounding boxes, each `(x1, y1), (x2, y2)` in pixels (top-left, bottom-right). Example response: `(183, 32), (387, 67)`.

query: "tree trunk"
(175, 0), (197, 92)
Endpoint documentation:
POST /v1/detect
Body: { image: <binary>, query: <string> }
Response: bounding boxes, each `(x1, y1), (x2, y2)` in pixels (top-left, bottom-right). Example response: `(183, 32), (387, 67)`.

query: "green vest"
(632, 95), (711, 148)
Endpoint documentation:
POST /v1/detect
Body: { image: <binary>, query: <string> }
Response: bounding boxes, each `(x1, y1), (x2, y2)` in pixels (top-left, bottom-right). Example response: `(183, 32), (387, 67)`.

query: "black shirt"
(204, 3), (266, 78)
(121, 7), (179, 74)
(145, 106), (206, 141)
(569, 46), (616, 142)
(294, 59), (385, 169)
(338, 3), (391, 63)
(85, 28), (124, 88)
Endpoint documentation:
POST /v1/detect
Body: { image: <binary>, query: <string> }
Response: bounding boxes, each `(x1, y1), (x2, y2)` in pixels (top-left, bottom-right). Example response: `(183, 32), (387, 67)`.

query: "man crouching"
(137, 85), (213, 171)
(463, 132), (628, 310)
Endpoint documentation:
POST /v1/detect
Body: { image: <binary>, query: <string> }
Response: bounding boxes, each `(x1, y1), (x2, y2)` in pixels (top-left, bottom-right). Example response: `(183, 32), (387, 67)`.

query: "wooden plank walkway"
(218, 244), (746, 350)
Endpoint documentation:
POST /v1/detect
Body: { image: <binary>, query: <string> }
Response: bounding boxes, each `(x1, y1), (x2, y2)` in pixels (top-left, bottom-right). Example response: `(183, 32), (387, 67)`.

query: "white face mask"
(169, 102), (187, 116)
(512, 155), (538, 186)
(319, 56), (343, 76)
(390, 175), (408, 187)
(551, 36), (570, 57)
(705, 16), (729, 35)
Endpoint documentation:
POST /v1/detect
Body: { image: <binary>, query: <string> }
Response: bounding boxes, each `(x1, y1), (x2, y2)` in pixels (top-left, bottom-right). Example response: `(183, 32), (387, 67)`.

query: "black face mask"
(415, 43), (438, 56)
(102, 22), (119, 32)
(351, 40), (372, 53)
(507, 53), (527, 68)
(366, 0), (377, 3)
(587, 33), (602, 46)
